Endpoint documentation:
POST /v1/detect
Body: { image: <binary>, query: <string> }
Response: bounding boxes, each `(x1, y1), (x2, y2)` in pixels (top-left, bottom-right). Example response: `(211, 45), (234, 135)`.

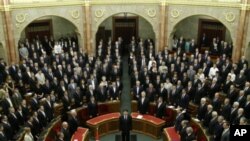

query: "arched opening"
(18, 15), (80, 58)
(169, 15), (233, 56)
(95, 13), (155, 55)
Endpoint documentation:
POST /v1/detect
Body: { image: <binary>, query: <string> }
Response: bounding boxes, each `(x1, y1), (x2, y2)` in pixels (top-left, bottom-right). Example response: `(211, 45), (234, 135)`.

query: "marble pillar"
(159, 2), (166, 52)
(84, 2), (92, 55)
(233, 0), (248, 63)
(3, 0), (17, 63)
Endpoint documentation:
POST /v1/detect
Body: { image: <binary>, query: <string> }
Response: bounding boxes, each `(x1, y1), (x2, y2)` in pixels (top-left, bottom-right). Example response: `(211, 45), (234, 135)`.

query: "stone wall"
(11, 5), (85, 59)
(167, 5), (240, 50)
(99, 15), (155, 41)
(19, 16), (77, 40)
(0, 12), (7, 62)
(91, 4), (160, 53)
(173, 15), (232, 44)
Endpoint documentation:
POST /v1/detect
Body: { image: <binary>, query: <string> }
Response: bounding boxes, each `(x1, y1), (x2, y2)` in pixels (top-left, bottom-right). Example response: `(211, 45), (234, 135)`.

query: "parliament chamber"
(1, 0), (250, 141)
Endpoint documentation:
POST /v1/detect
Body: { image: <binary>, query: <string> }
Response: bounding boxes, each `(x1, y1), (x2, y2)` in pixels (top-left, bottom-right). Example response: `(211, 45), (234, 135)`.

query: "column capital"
(84, 0), (90, 7)
(3, 4), (10, 11)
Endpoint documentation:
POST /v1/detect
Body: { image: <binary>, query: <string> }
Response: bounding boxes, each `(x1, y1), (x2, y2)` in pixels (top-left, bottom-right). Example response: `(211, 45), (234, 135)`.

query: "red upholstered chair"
(164, 108), (176, 126)
(45, 137), (54, 141)
(98, 104), (108, 115)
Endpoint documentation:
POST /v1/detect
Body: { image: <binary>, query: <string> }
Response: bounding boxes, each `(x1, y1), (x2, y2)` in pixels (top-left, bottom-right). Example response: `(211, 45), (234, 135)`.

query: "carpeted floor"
(115, 134), (137, 141)
(89, 132), (163, 141)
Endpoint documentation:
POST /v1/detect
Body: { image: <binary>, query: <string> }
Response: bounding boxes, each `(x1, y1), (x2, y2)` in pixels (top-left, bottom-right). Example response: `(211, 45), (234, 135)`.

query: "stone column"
(2, 0), (17, 63)
(159, 1), (166, 52)
(84, 1), (92, 55)
(232, 0), (248, 63)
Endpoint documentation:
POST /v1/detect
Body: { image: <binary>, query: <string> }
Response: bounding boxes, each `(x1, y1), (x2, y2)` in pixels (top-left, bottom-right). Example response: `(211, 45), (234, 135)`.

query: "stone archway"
(168, 15), (233, 50)
(91, 5), (160, 54)
(167, 6), (239, 50)
(11, 6), (84, 59)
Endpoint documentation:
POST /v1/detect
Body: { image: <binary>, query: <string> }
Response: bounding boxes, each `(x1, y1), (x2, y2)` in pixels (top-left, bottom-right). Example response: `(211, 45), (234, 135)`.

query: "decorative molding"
(95, 9), (105, 18)
(70, 10), (80, 19)
(170, 9), (180, 18)
(225, 12), (235, 23)
(15, 13), (28, 23)
(146, 8), (156, 18)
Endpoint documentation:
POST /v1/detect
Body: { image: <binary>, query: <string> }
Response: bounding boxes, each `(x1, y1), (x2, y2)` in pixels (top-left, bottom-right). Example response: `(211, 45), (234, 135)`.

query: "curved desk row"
(162, 118), (209, 141)
(86, 112), (166, 139)
(71, 127), (89, 141)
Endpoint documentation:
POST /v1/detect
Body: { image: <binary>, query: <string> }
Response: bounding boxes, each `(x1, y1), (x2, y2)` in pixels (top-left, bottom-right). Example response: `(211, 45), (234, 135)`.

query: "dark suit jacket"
(212, 99), (221, 112)
(119, 114), (132, 133)
(221, 129), (230, 141)
(44, 100), (54, 121)
(8, 113), (19, 132)
(132, 86), (143, 100)
(221, 104), (231, 121)
(179, 94), (189, 109)
(244, 102), (250, 119)
(203, 111), (212, 127)
(138, 98), (149, 114)
(185, 133), (196, 141)
(61, 128), (71, 141)
(0, 132), (7, 141)
(155, 102), (166, 118)
(38, 111), (47, 127)
(197, 104), (207, 121)
(68, 116), (79, 136)
(88, 101), (98, 118)
(214, 123), (223, 141)
(2, 122), (13, 140)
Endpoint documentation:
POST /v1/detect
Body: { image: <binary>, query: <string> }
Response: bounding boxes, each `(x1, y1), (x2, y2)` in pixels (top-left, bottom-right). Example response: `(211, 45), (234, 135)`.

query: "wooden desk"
(86, 112), (166, 139)
(163, 127), (180, 141)
(71, 127), (89, 141)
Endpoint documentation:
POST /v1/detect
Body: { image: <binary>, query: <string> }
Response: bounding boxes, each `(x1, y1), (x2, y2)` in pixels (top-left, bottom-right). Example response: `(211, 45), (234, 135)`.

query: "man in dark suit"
(1, 115), (13, 141)
(138, 91), (149, 114)
(222, 75), (233, 94)
(7, 107), (19, 133)
(61, 122), (70, 141)
(109, 82), (119, 100)
(221, 98), (231, 121)
(96, 84), (107, 102)
(185, 127), (196, 141)
(179, 89), (189, 110)
(68, 109), (79, 136)
(180, 120), (190, 141)
(132, 81), (143, 101)
(203, 104), (213, 127)
(155, 97), (166, 118)
(244, 95), (250, 119)
(44, 95), (54, 122)
(197, 98), (207, 121)
(38, 106), (48, 128)
(119, 109), (132, 141)
(0, 124), (7, 141)
(88, 96), (98, 118)
(221, 122), (230, 141)
(212, 93), (222, 112)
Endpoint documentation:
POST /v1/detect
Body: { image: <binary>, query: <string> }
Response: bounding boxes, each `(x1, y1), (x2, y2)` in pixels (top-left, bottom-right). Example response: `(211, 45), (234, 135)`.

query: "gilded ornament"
(147, 8), (156, 18)
(225, 12), (235, 23)
(15, 13), (28, 23)
(171, 9), (180, 18)
(71, 10), (80, 19)
(95, 10), (105, 18)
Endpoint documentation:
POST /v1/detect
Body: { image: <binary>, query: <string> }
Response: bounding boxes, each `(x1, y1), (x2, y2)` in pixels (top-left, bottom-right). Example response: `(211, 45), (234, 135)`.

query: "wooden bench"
(71, 127), (89, 141)
(163, 127), (180, 141)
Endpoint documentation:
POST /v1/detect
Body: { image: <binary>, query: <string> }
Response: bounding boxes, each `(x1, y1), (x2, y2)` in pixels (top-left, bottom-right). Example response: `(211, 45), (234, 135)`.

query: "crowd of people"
(0, 34), (124, 141)
(128, 35), (250, 141)
(0, 33), (249, 141)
